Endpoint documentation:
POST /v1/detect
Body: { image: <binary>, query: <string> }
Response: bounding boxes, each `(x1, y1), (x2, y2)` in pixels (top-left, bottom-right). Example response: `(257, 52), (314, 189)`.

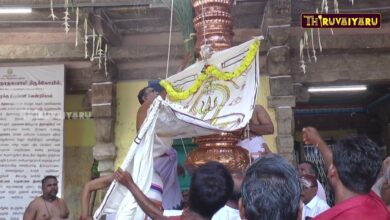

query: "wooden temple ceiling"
(0, 0), (389, 107)
(0, 0), (267, 89)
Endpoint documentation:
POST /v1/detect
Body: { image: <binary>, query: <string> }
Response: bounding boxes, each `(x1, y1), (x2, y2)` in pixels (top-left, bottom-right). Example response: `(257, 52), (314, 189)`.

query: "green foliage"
(161, 0), (196, 65)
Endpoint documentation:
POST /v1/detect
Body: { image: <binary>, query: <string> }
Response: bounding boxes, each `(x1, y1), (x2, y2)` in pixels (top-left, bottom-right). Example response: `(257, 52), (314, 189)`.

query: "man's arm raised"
(114, 169), (167, 220)
(80, 174), (114, 220)
(302, 127), (333, 169)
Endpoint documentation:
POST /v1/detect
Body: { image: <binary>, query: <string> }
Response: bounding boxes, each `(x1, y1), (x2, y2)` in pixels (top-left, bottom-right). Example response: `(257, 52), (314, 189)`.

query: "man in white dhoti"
(137, 86), (183, 210)
(237, 105), (274, 160)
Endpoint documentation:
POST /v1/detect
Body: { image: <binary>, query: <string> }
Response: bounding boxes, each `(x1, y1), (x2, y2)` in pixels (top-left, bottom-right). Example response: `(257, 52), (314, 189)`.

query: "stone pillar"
(264, 0), (296, 164)
(91, 65), (117, 176)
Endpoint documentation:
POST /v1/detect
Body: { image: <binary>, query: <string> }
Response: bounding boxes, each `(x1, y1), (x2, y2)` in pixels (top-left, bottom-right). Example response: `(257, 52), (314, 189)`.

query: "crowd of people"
(23, 86), (390, 220)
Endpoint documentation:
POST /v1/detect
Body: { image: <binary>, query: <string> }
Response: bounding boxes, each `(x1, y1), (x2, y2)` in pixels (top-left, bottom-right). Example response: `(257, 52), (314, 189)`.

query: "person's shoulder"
(57, 197), (67, 204)
(29, 196), (42, 205)
(136, 104), (149, 118)
(57, 197), (69, 210)
(316, 197), (330, 209)
(315, 194), (389, 220)
(25, 197), (41, 211)
(254, 104), (268, 113)
(137, 104), (146, 112)
(312, 206), (344, 220)
(255, 104), (265, 110)
(323, 206), (389, 220)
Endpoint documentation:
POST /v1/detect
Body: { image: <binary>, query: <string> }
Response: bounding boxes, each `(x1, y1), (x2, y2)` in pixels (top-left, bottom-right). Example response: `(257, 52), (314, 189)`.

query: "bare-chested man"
(23, 176), (69, 220)
(136, 86), (183, 210)
(237, 104), (274, 160)
(136, 86), (160, 132)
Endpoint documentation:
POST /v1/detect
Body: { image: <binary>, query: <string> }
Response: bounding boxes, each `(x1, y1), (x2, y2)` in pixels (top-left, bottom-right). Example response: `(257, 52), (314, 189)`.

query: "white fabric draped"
(94, 38), (261, 220)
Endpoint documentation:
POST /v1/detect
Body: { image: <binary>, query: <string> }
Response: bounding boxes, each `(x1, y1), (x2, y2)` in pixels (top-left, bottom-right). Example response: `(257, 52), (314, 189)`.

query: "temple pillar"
(264, 0), (296, 164)
(91, 63), (117, 176)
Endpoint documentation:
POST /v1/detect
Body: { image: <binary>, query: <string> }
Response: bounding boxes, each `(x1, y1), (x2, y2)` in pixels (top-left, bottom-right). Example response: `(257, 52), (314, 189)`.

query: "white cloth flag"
(94, 38), (261, 220)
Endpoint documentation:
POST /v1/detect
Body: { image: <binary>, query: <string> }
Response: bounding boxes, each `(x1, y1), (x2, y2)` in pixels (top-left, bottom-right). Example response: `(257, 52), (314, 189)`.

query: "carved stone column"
(91, 64), (117, 176)
(86, 8), (120, 176)
(264, 0), (296, 164)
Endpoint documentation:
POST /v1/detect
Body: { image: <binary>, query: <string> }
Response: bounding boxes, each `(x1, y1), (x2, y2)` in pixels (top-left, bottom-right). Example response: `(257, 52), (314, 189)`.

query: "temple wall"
(257, 75), (278, 153)
(62, 81), (148, 219)
(63, 94), (96, 220)
(114, 80), (148, 168)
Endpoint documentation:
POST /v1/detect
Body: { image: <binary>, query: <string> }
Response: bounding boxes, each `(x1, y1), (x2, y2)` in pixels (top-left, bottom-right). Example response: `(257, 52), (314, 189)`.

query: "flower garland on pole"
(160, 39), (260, 101)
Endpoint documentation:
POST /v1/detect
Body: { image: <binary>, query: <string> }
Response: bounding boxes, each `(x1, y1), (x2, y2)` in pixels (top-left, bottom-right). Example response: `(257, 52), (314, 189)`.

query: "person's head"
(137, 86), (158, 104)
(300, 174), (318, 204)
(189, 161), (234, 219)
(41, 176), (58, 200)
(230, 171), (244, 203)
(240, 154), (301, 220)
(298, 161), (318, 177)
(328, 135), (381, 194)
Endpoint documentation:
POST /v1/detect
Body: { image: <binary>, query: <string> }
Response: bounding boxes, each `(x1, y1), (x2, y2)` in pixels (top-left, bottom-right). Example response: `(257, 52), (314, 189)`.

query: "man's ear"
(327, 163), (338, 179)
(238, 198), (246, 220)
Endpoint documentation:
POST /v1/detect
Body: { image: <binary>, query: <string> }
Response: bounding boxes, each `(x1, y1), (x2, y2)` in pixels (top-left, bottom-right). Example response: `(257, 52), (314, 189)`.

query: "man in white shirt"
(300, 174), (329, 220)
(298, 161), (327, 202)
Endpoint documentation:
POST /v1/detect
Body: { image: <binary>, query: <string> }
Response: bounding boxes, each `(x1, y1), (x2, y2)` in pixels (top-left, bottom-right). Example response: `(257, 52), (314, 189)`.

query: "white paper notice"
(0, 65), (64, 220)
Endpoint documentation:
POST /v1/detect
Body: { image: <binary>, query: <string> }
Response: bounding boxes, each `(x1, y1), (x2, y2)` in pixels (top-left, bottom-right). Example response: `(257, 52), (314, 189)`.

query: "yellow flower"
(160, 40), (260, 101)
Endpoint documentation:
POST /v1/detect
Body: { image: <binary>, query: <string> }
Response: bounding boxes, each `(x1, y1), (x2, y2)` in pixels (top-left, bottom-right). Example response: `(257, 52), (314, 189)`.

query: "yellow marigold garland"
(160, 39), (260, 101)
